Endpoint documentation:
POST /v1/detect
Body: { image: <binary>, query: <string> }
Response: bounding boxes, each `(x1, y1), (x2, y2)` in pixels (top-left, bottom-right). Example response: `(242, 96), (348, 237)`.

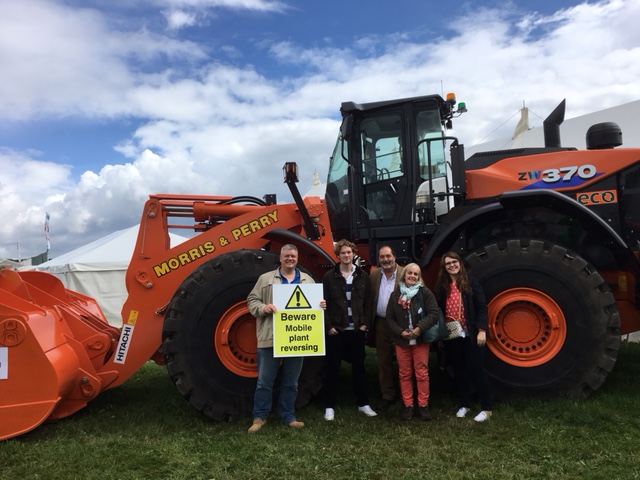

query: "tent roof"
(0, 258), (21, 269)
(38, 224), (189, 268)
(303, 171), (326, 198)
(304, 184), (326, 198)
(466, 99), (640, 157)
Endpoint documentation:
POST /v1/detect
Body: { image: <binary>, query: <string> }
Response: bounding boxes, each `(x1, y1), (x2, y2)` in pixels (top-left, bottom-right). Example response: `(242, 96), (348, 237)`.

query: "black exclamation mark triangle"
(285, 286), (312, 309)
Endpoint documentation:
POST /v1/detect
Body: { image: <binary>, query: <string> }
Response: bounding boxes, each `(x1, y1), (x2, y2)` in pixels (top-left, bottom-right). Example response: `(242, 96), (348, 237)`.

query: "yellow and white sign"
(273, 284), (325, 357)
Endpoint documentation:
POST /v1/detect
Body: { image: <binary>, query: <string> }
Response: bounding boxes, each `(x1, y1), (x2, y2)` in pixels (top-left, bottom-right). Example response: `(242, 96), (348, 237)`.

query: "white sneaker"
(456, 407), (470, 418)
(324, 408), (335, 421)
(474, 411), (492, 422)
(358, 405), (377, 417)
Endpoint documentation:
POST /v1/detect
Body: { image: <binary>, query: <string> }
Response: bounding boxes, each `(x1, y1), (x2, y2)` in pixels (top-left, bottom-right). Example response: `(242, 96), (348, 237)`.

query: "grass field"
(2, 342), (640, 480)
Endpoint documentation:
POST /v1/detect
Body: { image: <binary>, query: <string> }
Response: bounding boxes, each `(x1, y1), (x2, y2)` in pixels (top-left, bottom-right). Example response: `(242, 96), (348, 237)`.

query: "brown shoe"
(400, 406), (414, 421)
(418, 406), (432, 421)
(288, 420), (305, 428)
(247, 418), (266, 433)
(377, 398), (395, 411)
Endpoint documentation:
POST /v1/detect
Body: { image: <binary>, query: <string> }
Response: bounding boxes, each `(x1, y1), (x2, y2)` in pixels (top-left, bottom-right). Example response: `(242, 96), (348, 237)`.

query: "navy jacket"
(437, 275), (488, 338)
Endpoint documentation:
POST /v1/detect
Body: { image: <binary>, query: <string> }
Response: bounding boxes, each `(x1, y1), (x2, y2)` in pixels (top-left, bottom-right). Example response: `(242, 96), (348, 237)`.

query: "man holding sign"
(246, 244), (325, 433)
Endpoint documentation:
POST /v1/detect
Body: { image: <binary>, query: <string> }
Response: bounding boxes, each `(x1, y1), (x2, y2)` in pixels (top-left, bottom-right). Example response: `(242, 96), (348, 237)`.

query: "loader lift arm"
(0, 164), (335, 440)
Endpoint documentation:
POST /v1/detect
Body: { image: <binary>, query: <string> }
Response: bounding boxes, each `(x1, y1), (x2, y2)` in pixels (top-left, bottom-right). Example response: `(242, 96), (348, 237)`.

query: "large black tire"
(465, 239), (620, 399)
(162, 250), (280, 421)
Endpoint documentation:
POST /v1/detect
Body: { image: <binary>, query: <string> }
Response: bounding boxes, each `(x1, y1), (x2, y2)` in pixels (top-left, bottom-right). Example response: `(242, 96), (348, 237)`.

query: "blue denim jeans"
(253, 347), (303, 424)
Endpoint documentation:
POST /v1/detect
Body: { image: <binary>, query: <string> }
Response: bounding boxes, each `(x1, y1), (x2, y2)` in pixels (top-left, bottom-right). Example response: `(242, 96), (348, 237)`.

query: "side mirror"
(340, 114), (354, 140)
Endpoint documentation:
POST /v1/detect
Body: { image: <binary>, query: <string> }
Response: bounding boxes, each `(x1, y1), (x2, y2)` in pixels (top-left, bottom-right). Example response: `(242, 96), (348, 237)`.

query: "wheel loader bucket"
(0, 270), (119, 441)
(0, 307), (60, 440)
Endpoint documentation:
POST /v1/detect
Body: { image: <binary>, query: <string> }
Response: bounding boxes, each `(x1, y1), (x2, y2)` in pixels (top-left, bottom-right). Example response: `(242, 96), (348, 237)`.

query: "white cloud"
(160, 0), (287, 11)
(3, 0), (640, 259)
(164, 9), (198, 30)
(161, 0), (290, 31)
(0, 149), (73, 257)
(0, 0), (207, 120)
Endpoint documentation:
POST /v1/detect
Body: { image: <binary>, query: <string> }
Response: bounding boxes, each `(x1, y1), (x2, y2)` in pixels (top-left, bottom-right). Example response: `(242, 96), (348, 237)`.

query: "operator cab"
(325, 93), (467, 263)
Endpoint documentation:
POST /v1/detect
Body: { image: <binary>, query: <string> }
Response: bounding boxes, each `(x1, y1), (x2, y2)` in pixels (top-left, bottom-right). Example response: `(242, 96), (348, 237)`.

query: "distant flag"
(44, 212), (50, 252)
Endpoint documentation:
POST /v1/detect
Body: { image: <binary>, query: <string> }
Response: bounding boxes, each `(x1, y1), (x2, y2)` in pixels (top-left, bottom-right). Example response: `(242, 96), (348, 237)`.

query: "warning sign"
(272, 284), (325, 358)
(284, 286), (312, 309)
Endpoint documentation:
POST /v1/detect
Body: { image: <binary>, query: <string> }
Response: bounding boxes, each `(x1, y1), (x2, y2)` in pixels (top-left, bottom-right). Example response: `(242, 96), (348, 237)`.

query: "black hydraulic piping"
(283, 163), (321, 240)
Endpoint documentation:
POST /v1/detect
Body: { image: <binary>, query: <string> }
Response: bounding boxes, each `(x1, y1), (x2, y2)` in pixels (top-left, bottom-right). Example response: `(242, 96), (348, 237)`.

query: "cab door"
(358, 112), (411, 227)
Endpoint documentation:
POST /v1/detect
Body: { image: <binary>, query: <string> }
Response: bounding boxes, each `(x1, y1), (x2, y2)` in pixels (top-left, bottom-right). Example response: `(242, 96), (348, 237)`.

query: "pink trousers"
(395, 343), (430, 407)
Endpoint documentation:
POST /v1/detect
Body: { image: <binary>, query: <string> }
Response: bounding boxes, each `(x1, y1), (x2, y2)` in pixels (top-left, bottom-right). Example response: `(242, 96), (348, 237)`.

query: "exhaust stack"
(543, 99), (566, 148)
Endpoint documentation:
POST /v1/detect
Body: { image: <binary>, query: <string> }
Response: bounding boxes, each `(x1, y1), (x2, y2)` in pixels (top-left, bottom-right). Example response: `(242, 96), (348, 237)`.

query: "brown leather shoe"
(247, 418), (266, 433)
(418, 406), (432, 421)
(377, 398), (395, 411)
(288, 420), (305, 428)
(400, 406), (414, 421)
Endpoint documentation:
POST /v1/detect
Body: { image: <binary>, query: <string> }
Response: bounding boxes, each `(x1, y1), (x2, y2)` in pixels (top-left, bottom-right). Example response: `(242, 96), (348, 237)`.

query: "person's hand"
(262, 304), (277, 315)
(328, 327), (338, 335)
(359, 324), (367, 332)
(401, 330), (413, 339)
(477, 330), (487, 347)
(412, 327), (421, 338)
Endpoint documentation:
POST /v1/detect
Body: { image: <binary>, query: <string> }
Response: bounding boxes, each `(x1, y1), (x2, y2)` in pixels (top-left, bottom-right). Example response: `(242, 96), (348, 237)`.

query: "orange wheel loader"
(3, 93), (640, 440)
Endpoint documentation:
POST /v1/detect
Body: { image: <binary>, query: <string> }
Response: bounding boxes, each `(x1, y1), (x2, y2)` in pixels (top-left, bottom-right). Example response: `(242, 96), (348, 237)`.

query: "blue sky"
(2, 0), (640, 259)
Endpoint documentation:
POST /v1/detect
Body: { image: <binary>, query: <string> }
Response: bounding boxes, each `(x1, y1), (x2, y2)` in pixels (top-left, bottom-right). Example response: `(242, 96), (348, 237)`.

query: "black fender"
(420, 188), (632, 267)
(498, 189), (627, 248)
(261, 227), (335, 266)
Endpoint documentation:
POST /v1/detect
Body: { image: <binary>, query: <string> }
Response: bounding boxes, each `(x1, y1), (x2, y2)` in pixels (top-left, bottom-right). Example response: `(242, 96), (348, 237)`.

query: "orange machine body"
(0, 193), (335, 441)
(464, 147), (640, 336)
(5, 93), (640, 441)
(466, 148), (640, 200)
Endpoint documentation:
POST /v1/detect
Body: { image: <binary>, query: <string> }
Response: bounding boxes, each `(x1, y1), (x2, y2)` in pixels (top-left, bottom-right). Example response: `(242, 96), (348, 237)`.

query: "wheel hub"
(488, 288), (566, 367)
(214, 302), (258, 378)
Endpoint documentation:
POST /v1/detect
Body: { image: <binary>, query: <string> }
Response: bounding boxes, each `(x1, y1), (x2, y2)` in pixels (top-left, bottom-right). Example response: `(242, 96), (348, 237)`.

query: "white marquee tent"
(0, 258), (21, 269)
(465, 99), (640, 156)
(23, 224), (189, 326)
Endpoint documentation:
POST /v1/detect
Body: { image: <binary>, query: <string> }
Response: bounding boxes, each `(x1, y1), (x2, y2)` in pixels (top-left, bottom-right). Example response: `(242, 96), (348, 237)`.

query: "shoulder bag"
(418, 289), (448, 343)
(444, 292), (465, 340)
(422, 308), (448, 343)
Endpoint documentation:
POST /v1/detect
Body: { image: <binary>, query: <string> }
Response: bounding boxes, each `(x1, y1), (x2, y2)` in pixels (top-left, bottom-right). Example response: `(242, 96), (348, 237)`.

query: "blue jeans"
(253, 348), (303, 424)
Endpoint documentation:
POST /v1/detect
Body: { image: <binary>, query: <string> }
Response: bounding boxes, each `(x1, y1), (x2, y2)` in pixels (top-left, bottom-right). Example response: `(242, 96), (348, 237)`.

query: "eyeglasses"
(444, 260), (459, 267)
